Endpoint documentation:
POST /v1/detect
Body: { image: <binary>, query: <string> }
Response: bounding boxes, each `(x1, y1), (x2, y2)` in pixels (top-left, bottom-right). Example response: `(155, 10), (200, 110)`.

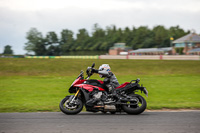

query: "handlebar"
(130, 78), (140, 84)
(85, 63), (95, 79)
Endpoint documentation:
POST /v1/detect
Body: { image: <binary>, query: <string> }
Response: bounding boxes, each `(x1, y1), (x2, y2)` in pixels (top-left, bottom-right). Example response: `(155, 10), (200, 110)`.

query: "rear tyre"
(101, 111), (107, 114)
(59, 96), (83, 115)
(122, 94), (146, 115)
(110, 111), (116, 114)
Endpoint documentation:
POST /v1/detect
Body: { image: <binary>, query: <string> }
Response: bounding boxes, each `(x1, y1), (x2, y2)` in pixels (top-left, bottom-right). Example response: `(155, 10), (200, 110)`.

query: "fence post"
(160, 55), (163, 60)
(126, 54), (129, 59)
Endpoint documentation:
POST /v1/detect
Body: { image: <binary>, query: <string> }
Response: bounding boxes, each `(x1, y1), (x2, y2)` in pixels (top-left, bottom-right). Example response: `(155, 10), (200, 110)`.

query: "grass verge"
(0, 58), (200, 112)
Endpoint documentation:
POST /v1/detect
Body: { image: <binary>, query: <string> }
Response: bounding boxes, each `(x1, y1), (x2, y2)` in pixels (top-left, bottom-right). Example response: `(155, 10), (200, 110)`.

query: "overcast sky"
(0, 0), (200, 54)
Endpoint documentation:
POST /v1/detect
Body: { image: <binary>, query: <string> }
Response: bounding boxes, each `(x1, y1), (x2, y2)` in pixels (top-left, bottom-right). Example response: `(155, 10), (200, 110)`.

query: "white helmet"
(99, 64), (111, 71)
(99, 64), (111, 78)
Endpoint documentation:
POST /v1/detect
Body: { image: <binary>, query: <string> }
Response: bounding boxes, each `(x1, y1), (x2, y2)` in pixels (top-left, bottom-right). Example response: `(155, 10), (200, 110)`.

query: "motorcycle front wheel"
(59, 96), (83, 115)
(122, 94), (147, 115)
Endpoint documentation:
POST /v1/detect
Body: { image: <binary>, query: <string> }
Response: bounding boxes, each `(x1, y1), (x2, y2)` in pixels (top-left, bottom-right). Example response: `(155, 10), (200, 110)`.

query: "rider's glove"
(91, 68), (99, 73)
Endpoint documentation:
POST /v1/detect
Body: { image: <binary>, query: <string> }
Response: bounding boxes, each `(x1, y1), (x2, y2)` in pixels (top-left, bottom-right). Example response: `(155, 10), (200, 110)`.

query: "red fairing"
(116, 82), (130, 89)
(97, 80), (104, 84)
(72, 77), (85, 85)
(74, 84), (105, 92)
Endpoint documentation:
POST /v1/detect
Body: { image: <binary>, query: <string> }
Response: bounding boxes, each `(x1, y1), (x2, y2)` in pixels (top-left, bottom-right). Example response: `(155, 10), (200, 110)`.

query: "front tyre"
(122, 94), (147, 115)
(59, 96), (83, 115)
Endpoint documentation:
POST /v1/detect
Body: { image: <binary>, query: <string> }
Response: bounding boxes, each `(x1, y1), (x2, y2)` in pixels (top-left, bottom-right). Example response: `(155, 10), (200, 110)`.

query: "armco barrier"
(25, 55), (199, 60)
(25, 56), (99, 59)
(100, 55), (127, 59)
(99, 55), (200, 60)
(100, 55), (161, 60)
(162, 55), (199, 60)
(61, 56), (99, 59)
(26, 56), (49, 59)
(128, 55), (160, 60)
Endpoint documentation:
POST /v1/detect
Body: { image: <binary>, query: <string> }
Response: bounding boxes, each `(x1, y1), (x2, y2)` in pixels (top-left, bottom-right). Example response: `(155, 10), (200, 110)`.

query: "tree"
(45, 32), (58, 45)
(122, 27), (133, 46)
(46, 45), (60, 56)
(3, 45), (13, 54)
(24, 24), (191, 55)
(60, 29), (74, 54)
(104, 25), (119, 50)
(45, 31), (60, 55)
(169, 26), (189, 40)
(25, 28), (46, 55)
(131, 26), (153, 49)
(74, 28), (90, 51)
(153, 25), (169, 47)
(90, 24), (106, 50)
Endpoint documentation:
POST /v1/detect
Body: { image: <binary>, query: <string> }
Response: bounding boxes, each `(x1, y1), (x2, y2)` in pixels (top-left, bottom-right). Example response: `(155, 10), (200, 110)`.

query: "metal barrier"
(21, 55), (200, 60)
(99, 55), (200, 60)
(25, 55), (99, 59)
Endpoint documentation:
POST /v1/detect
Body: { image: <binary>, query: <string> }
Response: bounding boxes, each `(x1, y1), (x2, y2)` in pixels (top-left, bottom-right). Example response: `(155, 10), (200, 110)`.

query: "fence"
(24, 55), (200, 60)
(100, 55), (200, 60)
(25, 55), (99, 59)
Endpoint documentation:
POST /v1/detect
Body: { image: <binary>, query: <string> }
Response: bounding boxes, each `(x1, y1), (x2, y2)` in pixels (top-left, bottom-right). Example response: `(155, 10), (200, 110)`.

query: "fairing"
(116, 82), (130, 89)
(74, 84), (105, 92)
(69, 77), (145, 94)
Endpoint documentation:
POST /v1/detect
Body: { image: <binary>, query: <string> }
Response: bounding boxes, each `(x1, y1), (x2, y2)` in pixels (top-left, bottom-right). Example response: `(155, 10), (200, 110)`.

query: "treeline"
(25, 24), (190, 55)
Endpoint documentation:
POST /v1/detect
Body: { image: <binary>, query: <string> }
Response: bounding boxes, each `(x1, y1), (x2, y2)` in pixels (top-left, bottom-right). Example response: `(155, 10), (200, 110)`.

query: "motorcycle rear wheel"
(59, 96), (83, 115)
(122, 94), (146, 115)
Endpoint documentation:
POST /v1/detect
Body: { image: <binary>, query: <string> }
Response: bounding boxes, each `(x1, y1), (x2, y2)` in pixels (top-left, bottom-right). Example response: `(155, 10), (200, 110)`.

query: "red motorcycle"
(59, 63), (148, 115)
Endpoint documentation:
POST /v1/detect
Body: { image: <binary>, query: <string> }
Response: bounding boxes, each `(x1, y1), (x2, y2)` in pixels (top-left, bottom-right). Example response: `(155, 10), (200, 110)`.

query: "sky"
(0, 0), (200, 54)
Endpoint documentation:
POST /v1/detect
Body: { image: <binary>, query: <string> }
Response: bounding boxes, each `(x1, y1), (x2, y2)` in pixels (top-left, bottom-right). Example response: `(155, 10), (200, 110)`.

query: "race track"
(0, 111), (199, 133)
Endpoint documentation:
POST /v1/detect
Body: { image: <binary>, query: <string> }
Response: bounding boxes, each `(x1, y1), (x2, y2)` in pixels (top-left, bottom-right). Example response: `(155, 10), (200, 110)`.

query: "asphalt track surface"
(0, 111), (199, 133)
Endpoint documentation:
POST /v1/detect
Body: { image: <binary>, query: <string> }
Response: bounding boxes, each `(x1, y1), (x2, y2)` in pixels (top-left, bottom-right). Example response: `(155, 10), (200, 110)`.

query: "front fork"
(69, 89), (80, 104)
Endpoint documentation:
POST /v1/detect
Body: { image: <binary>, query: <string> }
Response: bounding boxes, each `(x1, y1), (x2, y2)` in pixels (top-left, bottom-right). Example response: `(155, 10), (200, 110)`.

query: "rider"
(91, 64), (119, 93)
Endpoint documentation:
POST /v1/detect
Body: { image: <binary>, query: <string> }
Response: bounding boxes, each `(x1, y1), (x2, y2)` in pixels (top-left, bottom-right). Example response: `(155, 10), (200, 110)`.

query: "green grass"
(0, 58), (200, 112)
(1, 58), (200, 76)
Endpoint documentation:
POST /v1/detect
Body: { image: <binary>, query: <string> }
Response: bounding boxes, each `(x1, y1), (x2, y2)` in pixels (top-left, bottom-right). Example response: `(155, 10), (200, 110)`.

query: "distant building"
(109, 33), (200, 55)
(172, 33), (200, 55)
(188, 48), (200, 55)
(109, 43), (132, 55)
(129, 47), (172, 55)
(129, 32), (200, 55)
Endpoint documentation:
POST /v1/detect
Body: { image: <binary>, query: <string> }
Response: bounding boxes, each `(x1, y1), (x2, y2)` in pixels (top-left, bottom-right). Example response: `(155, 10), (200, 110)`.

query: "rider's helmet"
(98, 64), (111, 78)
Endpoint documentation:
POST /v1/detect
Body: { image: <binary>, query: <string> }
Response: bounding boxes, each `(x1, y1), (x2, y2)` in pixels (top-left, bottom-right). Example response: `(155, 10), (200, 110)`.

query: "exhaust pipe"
(94, 105), (116, 111)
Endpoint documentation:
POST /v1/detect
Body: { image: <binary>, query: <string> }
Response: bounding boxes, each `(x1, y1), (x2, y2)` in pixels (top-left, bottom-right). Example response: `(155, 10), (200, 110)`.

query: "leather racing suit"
(92, 68), (119, 93)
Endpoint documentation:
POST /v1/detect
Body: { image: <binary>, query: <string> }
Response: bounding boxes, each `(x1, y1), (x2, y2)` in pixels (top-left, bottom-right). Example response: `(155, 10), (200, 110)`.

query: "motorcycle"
(59, 63), (148, 115)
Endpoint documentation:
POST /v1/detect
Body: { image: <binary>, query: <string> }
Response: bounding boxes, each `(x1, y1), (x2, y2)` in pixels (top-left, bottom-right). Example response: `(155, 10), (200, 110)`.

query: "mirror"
(91, 63), (95, 68)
